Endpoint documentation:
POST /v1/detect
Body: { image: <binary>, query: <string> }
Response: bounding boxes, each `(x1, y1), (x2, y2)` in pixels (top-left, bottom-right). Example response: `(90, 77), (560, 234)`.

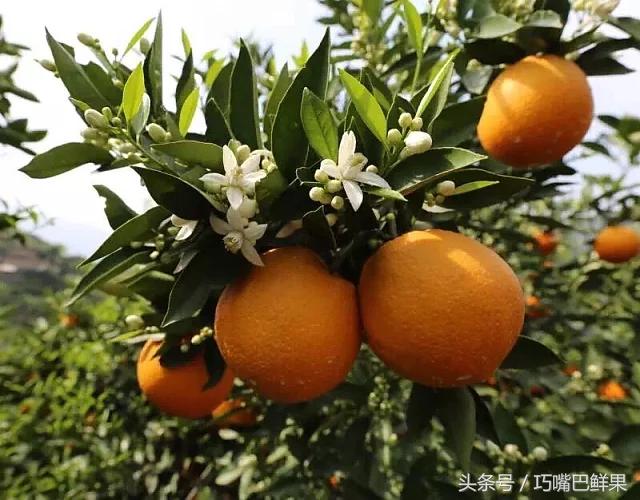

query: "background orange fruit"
(598, 380), (627, 401)
(533, 230), (558, 256)
(215, 247), (361, 403)
(212, 398), (258, 428)
(594, 225), (640, 263)
(137, 340), (234, 419)
(359, 230), (524, 387)
(525, 295), (550, 319)
(478, 54), (593, 168)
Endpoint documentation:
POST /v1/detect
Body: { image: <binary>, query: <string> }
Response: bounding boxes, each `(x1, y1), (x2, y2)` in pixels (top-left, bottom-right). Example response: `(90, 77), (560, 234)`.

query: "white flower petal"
(226, 208), (248, 230)
(243, 170), (267, 186)
(244, 222), (268, 242)
(210, 214), (231, 235)
(241, 241), (264, 266)
(338, 131), (357, 167)
(175, 223), (196, 241)
(343, 179), (364, 211)
(354, 171), (391, 188)
(171, 214), (189, 227)
(275, 219), (303, 238)
(320, 162), (341, 179)
(227, 187), (245, 210)
(222, 145), (239, 175)
(240, 154), (261, 174)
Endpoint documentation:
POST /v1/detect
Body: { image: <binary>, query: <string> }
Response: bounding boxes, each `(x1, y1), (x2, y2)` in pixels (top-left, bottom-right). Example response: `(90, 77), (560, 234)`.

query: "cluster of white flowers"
(388, 112), (433, 160)
(426, 180), (457, 207)
(572, 0), (619, 18)
(492, 0), (536, 21)
(311, 131), (390, 213)
(168, 142), (272, 266)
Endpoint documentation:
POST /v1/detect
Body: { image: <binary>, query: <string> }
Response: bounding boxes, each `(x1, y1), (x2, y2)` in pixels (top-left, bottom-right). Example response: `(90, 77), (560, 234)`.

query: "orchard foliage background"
(2, 0), (640, 498)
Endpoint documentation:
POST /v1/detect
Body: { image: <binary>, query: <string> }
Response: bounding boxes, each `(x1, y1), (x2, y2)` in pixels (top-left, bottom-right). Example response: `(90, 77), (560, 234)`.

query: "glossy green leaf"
(122, 63), (145, 123)
(436, 388), (476, 470)
(207, 62), (233, 114)
(272, 30), (330, 179)
(475, 14), (522, 39)
(175, 52), (195, 114)
(143, 12), (163, 115)
(303, 206), (336, 250)
(20, 142), (112, 178)
(465, 39), (525, 65)
(365, 187), (407, 201)
(205, 59), (225, 88)
(431, 97), (485, 147)
(414, 49), (459, 119)
(130, 93), (150, 137)
(229, 40), (261, 149)
(264, 63), (292, 140)
(123, 17), (154, 56)
(180, 28), (191, 57)
(501, 336), (562, 369)
(93, 185), (137, 229)
(151, 140), (223, 170)
(494, 402), (528, 451)
(406, 384), (437, 435)
(610, 16), (640, 42)
(339, 69), (387, 145)
(610, 425), (640, 466)
(527, 10), (563, 28)
(204, 98), (233, 145)
(178, 87), (199, 137)
(402, 0), (423, 57)
(301, 88), (338, 161)
(363, 0), (384, 25)
(255, 169), (288, 215)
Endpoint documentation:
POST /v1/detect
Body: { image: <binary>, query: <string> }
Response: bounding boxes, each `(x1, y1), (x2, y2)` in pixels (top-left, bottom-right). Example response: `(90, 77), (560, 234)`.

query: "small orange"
(633, 470), (640, 482)
(598, 380), (627, 401)
(533, 231), (558, 256)
(594, 226), (640, 263)
(525, 296), (550, 319)
(478, 54), (593, 168)
(215, 247), (361, 403)
(563, 364), (579, 376)
(212, 398), (258, 428)
(359, 230), (525, 387)
(59, 313), (79, 328)
(137, 340), (234, 419)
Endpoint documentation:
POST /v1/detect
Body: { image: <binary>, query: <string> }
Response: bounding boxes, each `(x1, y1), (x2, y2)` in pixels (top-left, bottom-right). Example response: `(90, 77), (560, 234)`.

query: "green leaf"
(401, 0), (423, 57)
(462, 64), (493, 94)
(122, 63), (145, 123)
(130, 93), (150, 137)
(133, 167), (213, 220)
(421, 62), (454, 131)
(205, 58), (225, 88)
(82, 206), (170, 266)
(123, 17), (155, 56)
(93, 185), (137, 229)
(207, 62), (233, 114)
(406, 384), (437, 435)
(436, 388), (476, 470)
(163, 241), (246, 326)
(414, 50), (459, 119)
(365, 187), (407, 202)
(180, 28), (191, 57)
(451, 180), (498, 195)
(143, 12), (163, 115)
(609, 16), (640, 42)
(388, 148), (486, 195)
(610, 425), (640, 466)
(579, 56), (633, 76)
(431, 97), (485, 147)
(20, 142), (112, 178)
(526, 10), (563, 28)
(494, 402), (528, 451)
(265, 63), (292, 141)
(255, 169), (288, 215)
(303, 206), (336, 250)
(501, 336), (562, 370)
(204, 98), (233, 145)
(178, 87), (199, 137)
(301, 88), (338, 161)
(475, 14), (522, 39)
(229, 40), (261, 149)
(45, 29), (109, 109)
(272, 30), (330, 179)
(151, 140), (223, 170)
(339, 69), (387, 145)
(68, 249), (149, 305)
(176, 52), (195, 114)
(465, 39), (525, 65)
(363, 0), (384, 25)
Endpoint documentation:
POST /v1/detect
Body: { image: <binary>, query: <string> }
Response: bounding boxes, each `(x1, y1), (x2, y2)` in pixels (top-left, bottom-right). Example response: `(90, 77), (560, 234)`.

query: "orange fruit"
(594, 226), (640, 263)
(598, 380), (627, 401)
(359, 230), (524, 387)
(563, 364), (579, 376)
(533, 230), (558, 256)
(478, 54), (593, 168)
(215, 247), (361, 403)
(525, 295), (550, 319)
(212, 398), (258, 428)
(59, 313), (79, 328)
(137, 340), (234, 419)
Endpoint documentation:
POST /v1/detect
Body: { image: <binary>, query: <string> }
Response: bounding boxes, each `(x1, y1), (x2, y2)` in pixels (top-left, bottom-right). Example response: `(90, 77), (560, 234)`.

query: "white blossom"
(171, 215), (198, 241)
(318, 131), (390, 211)
(402, 131), (433, 157)
(210, 208), (267, 266)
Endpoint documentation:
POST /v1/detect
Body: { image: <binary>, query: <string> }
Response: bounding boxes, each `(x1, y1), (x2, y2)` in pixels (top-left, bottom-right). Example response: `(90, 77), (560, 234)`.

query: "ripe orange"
(598, 380), (627, 401)
(594, 226), (640, 263)
(525, 295), (550, 319)
(137, 340), (234, 419)
(212, 398), (258, 428)
(533, 230), (558, 256)
(359, 230), (525, 387)
(478, 54), (593, 168)
(59, 313), (79, 328)
(215, 247), (361, 403)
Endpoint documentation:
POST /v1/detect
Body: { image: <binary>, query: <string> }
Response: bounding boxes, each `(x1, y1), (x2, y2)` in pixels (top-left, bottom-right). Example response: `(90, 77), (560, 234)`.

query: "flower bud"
(139, 37), (151, 53)
(403, 131), (432, 156)
(504, 444), (519, 457)
(77, 33), (96, 47)
(325, 213), (338, 227)
(410, 117), (423, 131)
(309, 187), (325, 202)
(81, 128), (102, 140)
(101, 107), (113, 121)
(111, 116), (122, 127)
(531, 446), (548, 461)
(239, 198), (258, 218)
(398, 112), (413, 129)
(112, 78), (124, 89)
(437, 180), (456, 197)
(38, 59), (57, 72)
(387, 128), (403, 145)
(228, 139), (242, 153)
(326, 179), (342, 193)
(331, 196), (345, 210)
(125, 315), (145, 330)
(236, 145), (251, 163)
(314, 169), (329, 183)
(180, 343), (190, 353)
(84, 109), (109, 129)
(150, 251), (159, 260)
(366, 165), (378, 174)
(146, 123), (168, 143)
(435, 194), (446, 205)
(118, 143), (137, 155)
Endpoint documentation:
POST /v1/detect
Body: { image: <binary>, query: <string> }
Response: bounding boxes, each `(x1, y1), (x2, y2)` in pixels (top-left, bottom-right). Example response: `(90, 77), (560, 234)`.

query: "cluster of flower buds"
(492, 0), (536, 21)
(572, 0), (620, 18)
(389, 112), (433, 160)
(435, 0), (463, 37)
(146, 123), (172, 143)
(190, 326), (214, 346)
(350, 8), (385, 67)
(425, 180), (457, 207)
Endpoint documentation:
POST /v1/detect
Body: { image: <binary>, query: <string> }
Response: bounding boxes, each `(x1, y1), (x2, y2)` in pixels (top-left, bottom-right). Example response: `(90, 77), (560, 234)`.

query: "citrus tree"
(16, 0), (640, 497)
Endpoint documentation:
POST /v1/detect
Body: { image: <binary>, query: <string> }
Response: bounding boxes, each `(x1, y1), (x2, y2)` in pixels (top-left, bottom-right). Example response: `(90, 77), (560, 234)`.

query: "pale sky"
(1, 0), (639, 255)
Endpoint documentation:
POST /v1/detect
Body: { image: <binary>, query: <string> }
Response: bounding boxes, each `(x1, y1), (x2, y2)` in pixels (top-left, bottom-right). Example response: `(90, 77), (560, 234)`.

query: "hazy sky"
(1, 0), (639, 255)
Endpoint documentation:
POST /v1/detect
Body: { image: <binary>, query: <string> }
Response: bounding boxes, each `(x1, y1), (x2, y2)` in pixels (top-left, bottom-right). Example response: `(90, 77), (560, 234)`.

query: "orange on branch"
(212, 398), (258, 428)
(215, 247), (361, 403)
(533, 230), (558, 256)
(594, 226), (640, 263)
(136, 340), (234, 419)
(478, 54), (593, 168)
(598, 380), (627, 401)
(359, 230), (525, 387)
